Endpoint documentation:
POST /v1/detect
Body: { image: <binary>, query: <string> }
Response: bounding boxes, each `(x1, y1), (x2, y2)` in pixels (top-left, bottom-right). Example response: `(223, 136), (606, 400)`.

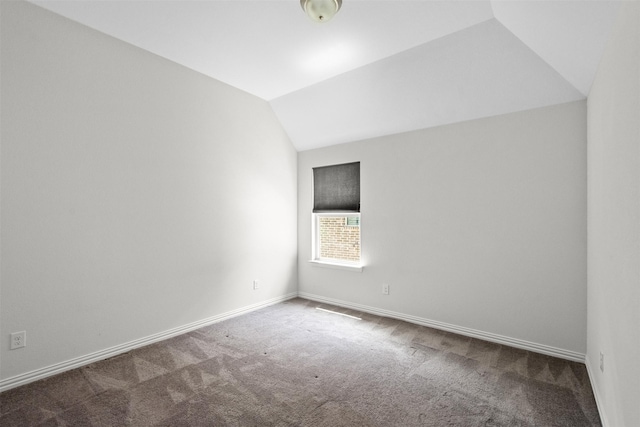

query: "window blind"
(313, 162), (360, 212)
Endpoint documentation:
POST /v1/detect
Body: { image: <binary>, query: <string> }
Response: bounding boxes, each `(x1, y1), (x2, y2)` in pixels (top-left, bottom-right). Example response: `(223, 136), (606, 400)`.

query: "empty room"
(1, 0), (638, 426)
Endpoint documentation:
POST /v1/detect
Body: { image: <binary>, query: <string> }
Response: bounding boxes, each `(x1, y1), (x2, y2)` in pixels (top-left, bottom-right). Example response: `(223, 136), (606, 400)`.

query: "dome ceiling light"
(300, 0), (342, 23)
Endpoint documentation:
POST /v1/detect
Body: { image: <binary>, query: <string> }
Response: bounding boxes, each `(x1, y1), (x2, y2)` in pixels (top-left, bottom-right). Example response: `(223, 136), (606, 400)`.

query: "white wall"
(298, 101), (588, 358)
(1, 1), (297, 384)
(586, 2), (640, 426)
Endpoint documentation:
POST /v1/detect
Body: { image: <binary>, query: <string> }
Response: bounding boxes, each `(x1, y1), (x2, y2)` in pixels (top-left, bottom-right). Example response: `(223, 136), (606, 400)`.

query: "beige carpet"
(0, 298), (601, 426)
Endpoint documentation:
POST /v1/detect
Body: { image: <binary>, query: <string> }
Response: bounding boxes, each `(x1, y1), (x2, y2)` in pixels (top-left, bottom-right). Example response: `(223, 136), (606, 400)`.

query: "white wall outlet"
(599, 352), (604, 372)
(382, 283), (389, 295)
(10, 331), (26, 350)
(253, 280), (260, 290)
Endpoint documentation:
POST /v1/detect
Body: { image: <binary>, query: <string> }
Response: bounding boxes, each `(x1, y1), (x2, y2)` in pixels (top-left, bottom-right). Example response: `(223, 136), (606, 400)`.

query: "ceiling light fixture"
(300, 0), (342, 23)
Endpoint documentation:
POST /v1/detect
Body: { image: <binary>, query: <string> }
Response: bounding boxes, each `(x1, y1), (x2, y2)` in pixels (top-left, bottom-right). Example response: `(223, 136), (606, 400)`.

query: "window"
(311, 162), (361, 269)
(315, 213), (361, 263)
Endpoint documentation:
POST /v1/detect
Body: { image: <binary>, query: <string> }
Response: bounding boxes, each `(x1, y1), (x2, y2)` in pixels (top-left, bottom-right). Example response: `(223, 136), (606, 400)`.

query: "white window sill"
(308, 260), (363, 272)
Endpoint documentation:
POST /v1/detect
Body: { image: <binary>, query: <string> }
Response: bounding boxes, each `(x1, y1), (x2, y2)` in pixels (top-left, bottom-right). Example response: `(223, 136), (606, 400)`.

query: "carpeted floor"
(1, 298), (601, 426)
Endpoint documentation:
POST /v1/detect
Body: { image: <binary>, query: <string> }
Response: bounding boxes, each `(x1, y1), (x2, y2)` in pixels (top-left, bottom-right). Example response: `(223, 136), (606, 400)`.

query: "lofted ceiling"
(29, 0), (622, 151)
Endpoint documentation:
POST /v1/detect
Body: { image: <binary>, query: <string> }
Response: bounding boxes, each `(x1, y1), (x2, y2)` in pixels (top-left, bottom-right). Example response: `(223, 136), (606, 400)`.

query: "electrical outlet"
(382, 283), (389, 295)
(10, 331), (26, 350)
(253, 280), (260, 290)
(600, 352), (604, 372)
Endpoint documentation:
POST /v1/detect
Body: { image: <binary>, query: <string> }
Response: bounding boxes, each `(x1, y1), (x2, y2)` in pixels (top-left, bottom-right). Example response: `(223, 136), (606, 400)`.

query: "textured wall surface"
(1, 1), (297, 383)
(299, 101), (587, 357)
(587, 2), (640, 426)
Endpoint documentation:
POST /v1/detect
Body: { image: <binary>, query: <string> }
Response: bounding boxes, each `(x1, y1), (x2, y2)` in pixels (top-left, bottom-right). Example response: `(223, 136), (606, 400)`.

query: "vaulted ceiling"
(30, 0), (622, 151)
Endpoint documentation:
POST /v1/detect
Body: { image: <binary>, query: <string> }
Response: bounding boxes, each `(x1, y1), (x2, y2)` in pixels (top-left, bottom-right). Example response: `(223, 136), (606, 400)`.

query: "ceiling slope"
(271, 18), (585, 150)
(27, 0), (623, 151)
(29, 0), (495, 100)
(492, 0), (621, 96)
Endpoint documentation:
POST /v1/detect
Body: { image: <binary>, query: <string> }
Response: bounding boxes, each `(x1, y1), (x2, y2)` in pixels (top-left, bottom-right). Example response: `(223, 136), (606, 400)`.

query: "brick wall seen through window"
(318, 216), (360, 262)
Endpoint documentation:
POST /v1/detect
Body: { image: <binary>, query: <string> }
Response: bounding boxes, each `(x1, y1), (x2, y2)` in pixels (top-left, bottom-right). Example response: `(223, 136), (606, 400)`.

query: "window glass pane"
(345, 216), (360, 227)
(318, 216), (360, 262)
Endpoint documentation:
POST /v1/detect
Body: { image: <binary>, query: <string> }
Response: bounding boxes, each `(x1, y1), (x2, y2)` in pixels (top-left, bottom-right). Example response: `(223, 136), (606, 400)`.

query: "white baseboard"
(1, 291), (587, 393)
(585, 355), (609, 427)
(0, 292), (298, 393)
(298, 292), (585, 363)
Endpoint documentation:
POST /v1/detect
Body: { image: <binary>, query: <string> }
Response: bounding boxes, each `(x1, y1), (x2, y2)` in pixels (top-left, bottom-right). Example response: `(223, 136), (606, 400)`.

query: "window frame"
(310, 212), (363, 272)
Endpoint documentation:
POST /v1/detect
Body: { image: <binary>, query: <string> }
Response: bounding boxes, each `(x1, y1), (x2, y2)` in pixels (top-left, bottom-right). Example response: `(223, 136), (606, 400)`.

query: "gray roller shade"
(313, 162), (360, 212)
